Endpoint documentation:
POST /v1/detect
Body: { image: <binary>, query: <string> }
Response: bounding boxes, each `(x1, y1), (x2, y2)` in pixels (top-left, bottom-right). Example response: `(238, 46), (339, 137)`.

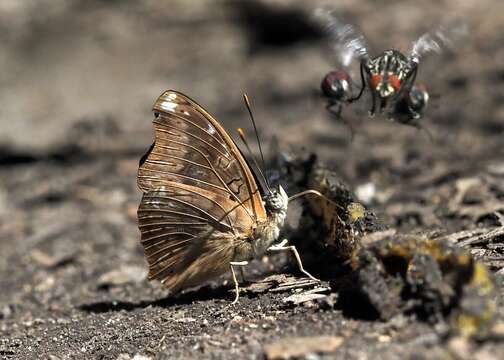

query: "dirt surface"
(1, 1), (504, 359)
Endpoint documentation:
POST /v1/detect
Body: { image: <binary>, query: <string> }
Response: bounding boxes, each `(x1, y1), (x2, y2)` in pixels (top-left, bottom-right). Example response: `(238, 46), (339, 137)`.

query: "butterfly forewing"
(138, 90), (266, 221)
(137, 90), (267, 291)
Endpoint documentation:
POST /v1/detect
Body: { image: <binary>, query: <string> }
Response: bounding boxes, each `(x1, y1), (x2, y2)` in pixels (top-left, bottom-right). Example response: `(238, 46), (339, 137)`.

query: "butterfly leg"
(239, 267), (247, 283)
(230, 261), (248, 304)
(268, 239), (320, 282)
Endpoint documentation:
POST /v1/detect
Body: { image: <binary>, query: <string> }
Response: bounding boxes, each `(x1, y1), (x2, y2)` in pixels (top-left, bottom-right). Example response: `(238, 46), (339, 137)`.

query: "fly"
(315, 9), (467, 134)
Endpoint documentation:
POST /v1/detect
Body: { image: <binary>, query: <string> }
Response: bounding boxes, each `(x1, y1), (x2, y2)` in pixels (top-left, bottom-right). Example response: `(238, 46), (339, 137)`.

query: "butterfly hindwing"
(138, 184), (248, 291)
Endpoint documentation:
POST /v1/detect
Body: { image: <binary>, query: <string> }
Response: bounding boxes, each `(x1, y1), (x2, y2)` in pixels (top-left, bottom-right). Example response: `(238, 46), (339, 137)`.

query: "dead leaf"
(282, 293), (327, 305)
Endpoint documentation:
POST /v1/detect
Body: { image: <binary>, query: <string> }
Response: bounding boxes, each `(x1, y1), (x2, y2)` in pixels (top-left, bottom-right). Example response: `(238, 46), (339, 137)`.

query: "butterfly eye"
(389, 74), (402, 91)
(154, 112), (160, 118)
(370, 74), (383, 90)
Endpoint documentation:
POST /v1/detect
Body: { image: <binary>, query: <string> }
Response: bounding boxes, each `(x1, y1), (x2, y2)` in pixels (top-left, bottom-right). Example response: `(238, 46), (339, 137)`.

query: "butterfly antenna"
(243, 94), (270, 185)
(237, 128), (272, 194)
(288, 189), (346, 225)
(288, 189), (344, 210)
(239, 94), (272, 192)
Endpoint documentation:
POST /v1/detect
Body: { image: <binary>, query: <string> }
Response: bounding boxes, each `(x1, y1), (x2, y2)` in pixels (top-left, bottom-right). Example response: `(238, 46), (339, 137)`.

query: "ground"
(0, 1), (503, 359)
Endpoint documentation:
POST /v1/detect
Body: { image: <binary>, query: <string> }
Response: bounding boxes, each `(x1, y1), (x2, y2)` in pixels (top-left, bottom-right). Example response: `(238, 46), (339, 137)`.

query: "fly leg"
(230, 261), (248, 304)
(326, 101), (356, 140)
(413, 122), (434, 142)
(369, 93), (377, 117)
(268, 239), (320, 282)
(349, 61), (366, 103)
(326, 100), (342, 118)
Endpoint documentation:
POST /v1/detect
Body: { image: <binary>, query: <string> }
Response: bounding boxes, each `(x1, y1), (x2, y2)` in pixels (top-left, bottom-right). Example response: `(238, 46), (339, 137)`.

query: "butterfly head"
(364, 50), (417, 106)
(264, 185), (289, 214)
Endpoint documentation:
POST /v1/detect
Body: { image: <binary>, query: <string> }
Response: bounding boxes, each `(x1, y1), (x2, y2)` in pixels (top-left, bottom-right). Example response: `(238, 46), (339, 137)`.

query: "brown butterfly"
(137, 90), (324, 303)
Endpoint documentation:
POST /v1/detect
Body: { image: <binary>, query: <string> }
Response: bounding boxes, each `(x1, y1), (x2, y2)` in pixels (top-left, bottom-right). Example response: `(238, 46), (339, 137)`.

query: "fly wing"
(409, 21), (468, 63)
(313, 8), (369, 67)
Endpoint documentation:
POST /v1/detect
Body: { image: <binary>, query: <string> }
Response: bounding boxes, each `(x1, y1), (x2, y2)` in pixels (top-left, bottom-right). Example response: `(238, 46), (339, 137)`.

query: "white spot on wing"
(207, 123), (216, 134)
(159, 100), (177, 113)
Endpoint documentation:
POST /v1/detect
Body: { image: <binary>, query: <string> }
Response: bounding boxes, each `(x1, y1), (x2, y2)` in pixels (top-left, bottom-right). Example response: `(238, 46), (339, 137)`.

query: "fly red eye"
(322, 70), (351, 87)
(370, 74), (382, 89)
(321, 70), (352, 100)
(389, 74), (401, 91)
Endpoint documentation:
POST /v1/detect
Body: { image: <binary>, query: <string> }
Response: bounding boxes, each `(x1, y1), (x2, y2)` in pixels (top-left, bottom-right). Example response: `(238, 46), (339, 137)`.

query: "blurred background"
(0, 0), (503, 358)
(1, 0), (502, 152)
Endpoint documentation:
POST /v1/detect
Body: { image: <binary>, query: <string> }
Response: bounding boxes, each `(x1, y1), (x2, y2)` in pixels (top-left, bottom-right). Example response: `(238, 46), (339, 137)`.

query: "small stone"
(264, 336), (344, 360)
(0, 304), (13, 319)
(30, 249), (74, 268)
(132, 355), (153, 360)
(491, 322), (504, 336)
(355, 182), (376, 203)
(448, 336), (471, 360)
(378, 335), (391, 342)
(35, 276), (55, 292)
(97, 266), (147, 288)
(473, 349), (499, 360)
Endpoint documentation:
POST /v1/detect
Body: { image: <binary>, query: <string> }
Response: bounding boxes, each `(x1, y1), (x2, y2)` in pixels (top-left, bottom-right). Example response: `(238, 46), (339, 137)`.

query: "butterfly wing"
(138, 90), (266, 221)
(137, 90), (266, 292)
(138, 186), (248, 292)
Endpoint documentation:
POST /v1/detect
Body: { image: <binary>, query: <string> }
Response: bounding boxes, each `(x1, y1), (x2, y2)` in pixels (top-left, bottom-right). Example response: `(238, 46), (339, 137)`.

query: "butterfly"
(137, 90), (324, 303)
